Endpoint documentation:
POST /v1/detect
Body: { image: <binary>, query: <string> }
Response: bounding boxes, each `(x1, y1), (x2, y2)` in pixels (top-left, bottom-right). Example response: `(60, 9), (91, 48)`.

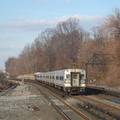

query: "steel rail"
(32, 83), (72, 120)
(0, 84), (17, 96)
(32, 82), (90, 120)
(72, 95), (120, 119)
(76, 95), (120, 111)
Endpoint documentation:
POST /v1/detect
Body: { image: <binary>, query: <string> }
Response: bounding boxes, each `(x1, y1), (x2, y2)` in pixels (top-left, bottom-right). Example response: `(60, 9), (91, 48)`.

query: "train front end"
(64, 69), (86, 94)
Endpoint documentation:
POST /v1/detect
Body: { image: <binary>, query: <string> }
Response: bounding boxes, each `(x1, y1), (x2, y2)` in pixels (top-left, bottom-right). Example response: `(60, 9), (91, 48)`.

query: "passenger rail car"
(34, 69), (86, 94)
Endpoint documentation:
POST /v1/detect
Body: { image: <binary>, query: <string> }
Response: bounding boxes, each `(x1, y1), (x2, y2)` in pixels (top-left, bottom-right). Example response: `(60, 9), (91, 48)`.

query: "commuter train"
(34, 69), (86, 94)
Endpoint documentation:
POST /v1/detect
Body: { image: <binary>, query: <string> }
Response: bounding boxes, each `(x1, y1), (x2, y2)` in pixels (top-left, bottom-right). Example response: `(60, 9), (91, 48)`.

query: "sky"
(0, 0), (120, 71)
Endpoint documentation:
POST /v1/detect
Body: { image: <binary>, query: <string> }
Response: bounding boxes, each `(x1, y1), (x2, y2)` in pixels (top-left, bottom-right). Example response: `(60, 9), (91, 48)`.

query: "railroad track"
(0, 84), (17, 96)
(86, 86), (120, 97)
(30, 82), (90, 120)
(12, 79), (120, 119)
(72, 95), (120, 120)
(32, 81), (120, 120)
(85, 93), (120, 105)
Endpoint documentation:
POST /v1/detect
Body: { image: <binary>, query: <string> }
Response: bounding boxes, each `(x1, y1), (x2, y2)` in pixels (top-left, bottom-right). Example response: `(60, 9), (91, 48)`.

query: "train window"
(72, 74), (77, 79)
(56, 76), (58, 80)
(60, 76), (64, 80)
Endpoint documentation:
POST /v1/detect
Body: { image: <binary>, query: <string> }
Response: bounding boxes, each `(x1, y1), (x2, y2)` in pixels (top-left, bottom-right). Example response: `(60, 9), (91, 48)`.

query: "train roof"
(34, 72), (42, 75)
(34, 69), (85, 75)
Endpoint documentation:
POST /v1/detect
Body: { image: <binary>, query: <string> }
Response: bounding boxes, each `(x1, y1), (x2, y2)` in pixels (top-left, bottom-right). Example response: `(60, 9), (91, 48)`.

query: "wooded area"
(5, 8), (120, 86)
(0, 72), (9, 90)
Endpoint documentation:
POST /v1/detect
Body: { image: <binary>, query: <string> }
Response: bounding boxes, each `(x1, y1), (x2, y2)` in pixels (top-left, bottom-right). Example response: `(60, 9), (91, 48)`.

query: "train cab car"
(63, 69), (86, 94)
(34, 69), (86, 94)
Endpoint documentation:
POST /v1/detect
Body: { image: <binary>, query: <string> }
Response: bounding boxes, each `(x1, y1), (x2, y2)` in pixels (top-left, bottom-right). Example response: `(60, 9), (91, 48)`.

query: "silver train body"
(34, 69), (86, 94)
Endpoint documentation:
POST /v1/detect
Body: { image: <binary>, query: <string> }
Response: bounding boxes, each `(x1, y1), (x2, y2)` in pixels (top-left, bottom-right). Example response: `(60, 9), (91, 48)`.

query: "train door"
(71, 72), (80, 86)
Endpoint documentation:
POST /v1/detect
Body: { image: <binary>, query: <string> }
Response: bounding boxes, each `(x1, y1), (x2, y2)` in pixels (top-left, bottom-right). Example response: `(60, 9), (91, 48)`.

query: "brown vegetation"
(5, 8), (120, 87)
(0, 72), (9, 90)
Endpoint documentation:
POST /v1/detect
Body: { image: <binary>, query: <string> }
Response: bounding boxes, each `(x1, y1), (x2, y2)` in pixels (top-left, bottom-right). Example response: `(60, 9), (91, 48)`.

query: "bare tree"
(104, 8), (120, 40)
(54, 17), (89, 68)
(5, 57), (18, 76)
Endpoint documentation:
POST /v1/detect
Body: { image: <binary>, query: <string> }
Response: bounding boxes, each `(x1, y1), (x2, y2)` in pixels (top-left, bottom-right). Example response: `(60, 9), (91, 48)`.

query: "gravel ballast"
(0, 82), (63, 120)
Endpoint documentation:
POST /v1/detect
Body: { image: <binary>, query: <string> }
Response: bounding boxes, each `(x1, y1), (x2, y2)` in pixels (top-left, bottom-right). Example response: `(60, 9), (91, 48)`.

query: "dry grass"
(0, 78), (10, 90)
(0, 83), (6, 89)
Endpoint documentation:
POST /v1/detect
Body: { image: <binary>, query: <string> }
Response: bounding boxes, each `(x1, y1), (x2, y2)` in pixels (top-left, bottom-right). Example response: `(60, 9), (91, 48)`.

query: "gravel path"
(0, 82), (63, 120)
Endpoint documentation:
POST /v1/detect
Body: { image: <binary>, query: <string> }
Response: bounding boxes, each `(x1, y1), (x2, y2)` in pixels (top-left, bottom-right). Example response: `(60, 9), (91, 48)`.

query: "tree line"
(5, 8), (120, 86)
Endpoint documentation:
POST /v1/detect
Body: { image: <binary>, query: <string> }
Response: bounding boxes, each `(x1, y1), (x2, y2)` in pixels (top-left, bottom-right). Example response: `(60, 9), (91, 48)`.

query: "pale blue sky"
(0, 0), (120, 70)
